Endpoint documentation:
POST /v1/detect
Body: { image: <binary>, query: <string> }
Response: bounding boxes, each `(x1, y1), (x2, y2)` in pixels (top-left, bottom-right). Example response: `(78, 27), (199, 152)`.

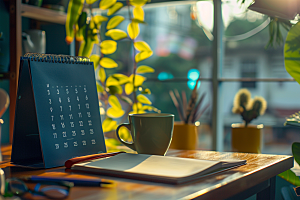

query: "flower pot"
(169, 122), (198, 150)
(231, 123), (263, 153)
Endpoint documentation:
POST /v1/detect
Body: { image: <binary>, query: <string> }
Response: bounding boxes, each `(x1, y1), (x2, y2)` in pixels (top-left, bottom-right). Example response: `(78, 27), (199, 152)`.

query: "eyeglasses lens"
(39, 185), (69, 199)
(8, 179), (27, 196)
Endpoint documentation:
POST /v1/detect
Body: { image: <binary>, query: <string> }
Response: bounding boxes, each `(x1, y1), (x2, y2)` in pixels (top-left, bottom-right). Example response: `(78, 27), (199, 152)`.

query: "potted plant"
(231, 88), (267, 153)
(65, 0), (160, 151)
(168, 79), (209, 150)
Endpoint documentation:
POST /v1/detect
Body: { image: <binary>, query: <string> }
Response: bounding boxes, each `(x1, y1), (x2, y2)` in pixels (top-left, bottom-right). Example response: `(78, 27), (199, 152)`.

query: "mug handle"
(116, 123), (136, 151)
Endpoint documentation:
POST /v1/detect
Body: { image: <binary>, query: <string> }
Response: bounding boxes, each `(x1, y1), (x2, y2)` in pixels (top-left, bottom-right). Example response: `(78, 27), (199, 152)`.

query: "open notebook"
(71, 153), (246, 184)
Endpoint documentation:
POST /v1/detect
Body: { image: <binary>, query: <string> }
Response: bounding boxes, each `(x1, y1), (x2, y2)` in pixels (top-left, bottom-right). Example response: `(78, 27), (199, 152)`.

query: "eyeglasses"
(3, 178), (73, 199)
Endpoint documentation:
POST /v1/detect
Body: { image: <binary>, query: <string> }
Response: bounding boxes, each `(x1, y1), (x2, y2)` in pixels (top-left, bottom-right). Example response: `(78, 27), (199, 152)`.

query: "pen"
(20, 176), (114, 187)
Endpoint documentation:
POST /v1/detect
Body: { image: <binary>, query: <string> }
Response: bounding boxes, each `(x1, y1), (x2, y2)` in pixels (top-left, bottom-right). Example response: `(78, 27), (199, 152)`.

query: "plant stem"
(126, 0), (138, 112)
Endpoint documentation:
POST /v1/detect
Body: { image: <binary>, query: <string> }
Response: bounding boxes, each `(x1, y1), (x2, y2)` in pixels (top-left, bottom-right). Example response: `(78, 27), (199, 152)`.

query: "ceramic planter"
(169, 122), (198, 150)
(231, 123), (263, 153)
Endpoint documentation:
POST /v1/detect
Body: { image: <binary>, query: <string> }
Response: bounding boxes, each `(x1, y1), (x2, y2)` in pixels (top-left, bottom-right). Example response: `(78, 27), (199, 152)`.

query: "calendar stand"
(11, 53), (107, 168)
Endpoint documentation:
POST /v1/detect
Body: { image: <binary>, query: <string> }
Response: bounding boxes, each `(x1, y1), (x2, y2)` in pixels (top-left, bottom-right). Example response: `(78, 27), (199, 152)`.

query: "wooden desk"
(0, 145), (293, 200)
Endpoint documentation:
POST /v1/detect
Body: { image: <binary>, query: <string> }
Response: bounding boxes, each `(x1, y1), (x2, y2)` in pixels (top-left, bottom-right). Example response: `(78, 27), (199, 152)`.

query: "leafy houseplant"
(65, 0), (159, 149)
(232, 88), (267, 127)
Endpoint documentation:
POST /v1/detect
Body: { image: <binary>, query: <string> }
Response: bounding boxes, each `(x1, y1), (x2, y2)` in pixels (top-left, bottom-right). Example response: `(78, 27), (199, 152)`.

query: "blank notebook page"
(81, 153), (221, 178)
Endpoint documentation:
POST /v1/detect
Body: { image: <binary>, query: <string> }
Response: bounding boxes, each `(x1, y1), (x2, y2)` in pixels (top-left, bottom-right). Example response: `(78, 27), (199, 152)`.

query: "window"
(240, 59), (257, 88)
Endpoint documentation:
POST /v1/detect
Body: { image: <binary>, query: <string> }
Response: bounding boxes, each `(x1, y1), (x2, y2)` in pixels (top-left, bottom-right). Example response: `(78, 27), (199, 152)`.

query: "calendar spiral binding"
(23, 53), (91, 65)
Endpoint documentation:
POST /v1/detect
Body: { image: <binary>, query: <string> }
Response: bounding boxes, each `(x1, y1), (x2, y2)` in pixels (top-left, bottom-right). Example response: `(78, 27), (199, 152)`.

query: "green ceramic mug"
(116, 113), (174, 155)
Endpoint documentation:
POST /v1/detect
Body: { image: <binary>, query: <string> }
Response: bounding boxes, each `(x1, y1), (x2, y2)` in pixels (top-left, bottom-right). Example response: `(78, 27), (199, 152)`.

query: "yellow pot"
(231, 123), (263, 153)
(169, 122), (198, 150)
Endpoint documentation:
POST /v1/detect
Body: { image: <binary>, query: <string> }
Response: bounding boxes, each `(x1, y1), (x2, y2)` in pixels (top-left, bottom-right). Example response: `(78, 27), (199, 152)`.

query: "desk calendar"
(11, 53), (106, 168)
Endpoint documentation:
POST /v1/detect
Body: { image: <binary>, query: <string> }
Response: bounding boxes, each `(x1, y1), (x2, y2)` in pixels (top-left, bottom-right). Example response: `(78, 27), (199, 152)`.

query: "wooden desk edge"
(182, 155), (294, 200)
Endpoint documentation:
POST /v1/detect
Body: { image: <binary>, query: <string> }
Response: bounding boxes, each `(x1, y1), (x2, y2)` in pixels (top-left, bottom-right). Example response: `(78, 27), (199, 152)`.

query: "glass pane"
(222, 4), (289, 79)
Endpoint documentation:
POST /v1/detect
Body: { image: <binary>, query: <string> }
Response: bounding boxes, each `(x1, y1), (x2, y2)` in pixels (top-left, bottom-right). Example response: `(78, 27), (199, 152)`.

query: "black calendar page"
(12, 58), (106, 168)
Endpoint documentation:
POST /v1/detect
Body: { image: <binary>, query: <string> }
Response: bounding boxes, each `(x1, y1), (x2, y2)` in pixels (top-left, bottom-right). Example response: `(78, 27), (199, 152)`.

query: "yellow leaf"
(100, 57), (118, 68)
(133, 6), (144, 21)
(135, 51), (153, 63)
(127, 22), (140, 39)
(106, 76), (119, 87)
(86, 0), (98, 4)
(90, 54), (100, 69)
(125, 82), (134, 95)
(119, 127), (132, 142)
(136, 65), (155, 74)
(129, 74), (146, 86)
(108, 95), (122, 109)
(132, 102), (143, 111)
(134, 41), (151, 52)
(108, 2), (123, 16)
(105, 138), (121, 148)
(142, 105), (153, 111)
(112, 73), (129, 84)
(105, 29), (127, 40)
(96, 83), (104, 92)
(107, 107), (125, 118)
(93, 15), (108, 24)
(137, 94), (152, 105)
(102, 118), (117, 132)
(100, 40), (117, 55)
(107, 16), (125, 30)
(129, 0), (148, 6)
(99, 0), (116, 10)
(99, 67), (106, 82)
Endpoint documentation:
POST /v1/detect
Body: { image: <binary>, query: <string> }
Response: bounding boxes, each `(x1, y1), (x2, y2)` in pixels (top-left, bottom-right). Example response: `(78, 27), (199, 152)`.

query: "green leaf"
(105, 29), (127, 40)
(99, 67), (106, 82)
(100, 40), (117, 55)
(284, 22), (300, 85)
(107, 16), (125, 30)
(137, 94), (152, 105)
(108, 95), (122, 109)
(99, 0), (116, 10)
(108, 85), (123, 95)
(106, 76), (119, 87)
(133, 6), (144, 21)
(134, 41), (151, 52)
(278, 169), (300, 186)
(102, 118), (117, 133)
(90, 54), (100, 69)
(293, 142), (300, 166)
(135, 51), (153, 63)
(107, 107), (125, 118)
(107, 2), (123, 16)
(127, 22), (140, 39)
(100, 57), (118, 68)
(136, 65), (155, 74)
